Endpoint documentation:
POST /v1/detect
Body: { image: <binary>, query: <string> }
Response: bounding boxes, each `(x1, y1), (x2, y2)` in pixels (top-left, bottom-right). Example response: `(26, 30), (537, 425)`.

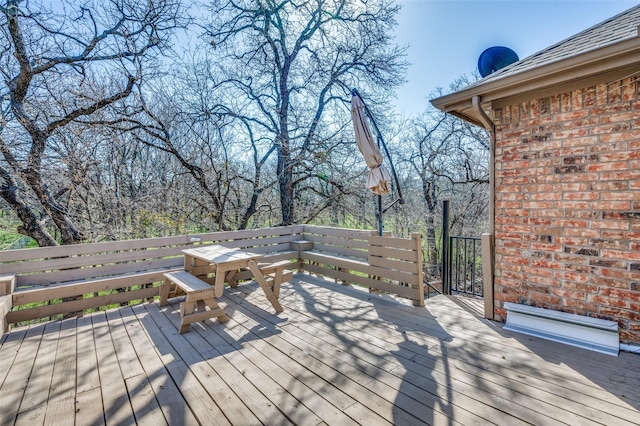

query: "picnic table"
(161, 244), (291, 332)
(182, 245), (284, 312)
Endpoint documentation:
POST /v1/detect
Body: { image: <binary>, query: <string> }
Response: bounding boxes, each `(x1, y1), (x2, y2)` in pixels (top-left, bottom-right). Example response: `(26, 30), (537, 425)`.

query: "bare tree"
(401, 77), (490, 269)
(115, 62), (280, 231)
(202, 0), (407, 225)
(0, 0), (185, 245)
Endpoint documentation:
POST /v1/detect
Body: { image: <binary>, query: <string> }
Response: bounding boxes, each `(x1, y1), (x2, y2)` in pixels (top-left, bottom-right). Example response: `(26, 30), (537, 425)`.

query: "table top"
(182, 244), (262, 265)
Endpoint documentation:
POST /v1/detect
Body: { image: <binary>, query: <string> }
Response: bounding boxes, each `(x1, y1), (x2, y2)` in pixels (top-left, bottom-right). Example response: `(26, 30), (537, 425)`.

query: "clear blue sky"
(393, 0), (639, 116)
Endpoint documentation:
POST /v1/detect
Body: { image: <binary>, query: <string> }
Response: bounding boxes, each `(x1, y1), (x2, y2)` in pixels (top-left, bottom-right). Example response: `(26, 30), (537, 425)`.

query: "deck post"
(0, 274), (15, 333)
(481, 233), (494, 320)
(411, 233), (425, 307)
(441, 200), (450, 294)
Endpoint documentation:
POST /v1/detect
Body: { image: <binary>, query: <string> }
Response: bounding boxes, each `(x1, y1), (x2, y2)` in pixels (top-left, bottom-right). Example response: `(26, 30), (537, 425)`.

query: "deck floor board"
(286, 278), (640, 408)
(227, 281), (550, 425)
(278, 280), (636, 424)
(1, 273), (639, 425)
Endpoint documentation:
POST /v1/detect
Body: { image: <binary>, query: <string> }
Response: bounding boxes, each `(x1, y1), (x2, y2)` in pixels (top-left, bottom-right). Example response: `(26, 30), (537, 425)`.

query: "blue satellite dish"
(478, 46), (519, 78)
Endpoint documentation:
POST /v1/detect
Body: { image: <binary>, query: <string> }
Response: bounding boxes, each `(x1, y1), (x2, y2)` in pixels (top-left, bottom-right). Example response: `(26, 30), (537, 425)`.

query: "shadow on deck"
(1, 273), (639, 425)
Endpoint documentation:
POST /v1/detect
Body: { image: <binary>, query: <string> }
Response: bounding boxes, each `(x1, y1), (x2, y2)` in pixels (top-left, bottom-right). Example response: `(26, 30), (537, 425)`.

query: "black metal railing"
(448, 236), (483, 297)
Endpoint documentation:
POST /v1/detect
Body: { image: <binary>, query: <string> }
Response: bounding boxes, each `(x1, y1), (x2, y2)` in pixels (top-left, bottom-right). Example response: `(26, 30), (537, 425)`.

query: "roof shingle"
(468, 4), (640, 88)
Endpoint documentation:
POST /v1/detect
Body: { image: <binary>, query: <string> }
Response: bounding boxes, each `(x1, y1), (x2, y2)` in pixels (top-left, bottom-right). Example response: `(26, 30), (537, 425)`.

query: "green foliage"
(0, 213), (37, 249)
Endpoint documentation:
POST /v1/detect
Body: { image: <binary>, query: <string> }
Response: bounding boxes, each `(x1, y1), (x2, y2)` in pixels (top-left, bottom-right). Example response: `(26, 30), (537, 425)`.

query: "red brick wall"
(492, 77), (640, 344)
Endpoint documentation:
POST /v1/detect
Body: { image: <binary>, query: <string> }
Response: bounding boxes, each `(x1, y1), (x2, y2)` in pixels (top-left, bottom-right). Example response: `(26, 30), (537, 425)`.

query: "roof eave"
(430, 36), (640, 126)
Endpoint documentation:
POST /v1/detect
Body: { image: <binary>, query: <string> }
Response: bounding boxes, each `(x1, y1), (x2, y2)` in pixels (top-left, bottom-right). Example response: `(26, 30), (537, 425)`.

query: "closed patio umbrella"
(351, 94), (391, 196)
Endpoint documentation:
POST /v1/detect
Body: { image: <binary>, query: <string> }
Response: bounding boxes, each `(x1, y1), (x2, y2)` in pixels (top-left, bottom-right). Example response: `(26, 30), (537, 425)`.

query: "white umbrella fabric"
(350, 94), (391, 196)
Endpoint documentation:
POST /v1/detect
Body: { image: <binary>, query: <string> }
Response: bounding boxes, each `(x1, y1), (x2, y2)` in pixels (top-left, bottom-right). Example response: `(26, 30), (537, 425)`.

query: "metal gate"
(441, 200), (484, 297)
(447, 236), (483, 297)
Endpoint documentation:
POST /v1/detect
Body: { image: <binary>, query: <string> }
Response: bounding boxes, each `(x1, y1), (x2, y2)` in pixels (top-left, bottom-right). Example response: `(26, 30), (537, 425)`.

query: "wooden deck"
(1, 274), (639, 426)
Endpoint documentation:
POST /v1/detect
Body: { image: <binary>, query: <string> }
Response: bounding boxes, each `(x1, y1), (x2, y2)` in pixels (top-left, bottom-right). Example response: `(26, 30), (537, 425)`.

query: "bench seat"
(7, 268), (184, 325)
(226, 259), (295, 293)
(160, 271), (229, 333)
(299, 250), (368, 269)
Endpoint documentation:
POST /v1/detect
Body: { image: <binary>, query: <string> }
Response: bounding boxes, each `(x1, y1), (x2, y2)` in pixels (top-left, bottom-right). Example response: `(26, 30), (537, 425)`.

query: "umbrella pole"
(351, 88), (404, 237)
(377, 195), (383, 236)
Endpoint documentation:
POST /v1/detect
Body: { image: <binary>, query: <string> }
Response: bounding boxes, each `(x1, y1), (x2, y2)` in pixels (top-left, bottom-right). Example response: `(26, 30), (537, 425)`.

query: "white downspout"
(472, 96), (495, 232)
(472, 96), (497, 320)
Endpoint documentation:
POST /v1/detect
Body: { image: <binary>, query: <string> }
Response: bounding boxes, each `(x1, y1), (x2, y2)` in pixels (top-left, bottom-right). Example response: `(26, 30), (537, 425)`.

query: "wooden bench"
(298, 233), (424, 307)
(253, 260), (294, 298)
(160, 271), (229, 333)
(6, 267), (183, 324)
(226, 259), (294, 298)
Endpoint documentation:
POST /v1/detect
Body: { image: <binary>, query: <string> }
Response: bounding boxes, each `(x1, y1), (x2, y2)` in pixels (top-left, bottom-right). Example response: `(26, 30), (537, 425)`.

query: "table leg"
(273, 268), (283, 298)
(159, 278), (171, 307)
(248, 260), (283, 313)
(214, 267), (226, 298)
(226, 270), (239, 288)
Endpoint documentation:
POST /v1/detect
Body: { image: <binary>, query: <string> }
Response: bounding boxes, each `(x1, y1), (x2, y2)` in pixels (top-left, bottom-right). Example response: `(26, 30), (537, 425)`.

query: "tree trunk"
(239, 177), (262, 230)
(23, 152), (84, 245)
(277, 143), (295, 225)
(422, 178), (439, 269)
(0, 172), (58, 246)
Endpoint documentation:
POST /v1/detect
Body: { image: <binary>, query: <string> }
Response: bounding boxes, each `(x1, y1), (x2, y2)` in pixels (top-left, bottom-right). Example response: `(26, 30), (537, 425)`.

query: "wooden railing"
(301, 226), (424, 306)
(0, 225), (424, 329)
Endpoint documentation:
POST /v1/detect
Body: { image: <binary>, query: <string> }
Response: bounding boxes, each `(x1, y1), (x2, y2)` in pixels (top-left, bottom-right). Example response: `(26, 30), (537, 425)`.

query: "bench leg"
(203, 298), (230, 323)
(248, 260), (283, 313)
(178, 296), (229, 333)
(179, 301), (195, 334)
(340, 268), (350, 286)
(226, 270), (239, 288)
(159, 279), (171, 307)
(263, 268), (293, 299)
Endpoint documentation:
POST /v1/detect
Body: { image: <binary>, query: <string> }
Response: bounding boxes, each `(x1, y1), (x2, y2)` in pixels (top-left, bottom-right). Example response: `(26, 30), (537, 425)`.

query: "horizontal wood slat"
(14, 258), (185, 288)
(195, 226), (299, 243)
(0, 235), (190, 263)
(368, 245), (419, 263)
(12, 269), (180, 306)
(369, 235), (419, 251)
(303, 234), (369, 250)
(303, 264), (418, 300)
(2, 247), (184, 276)
(261, 252), (300, 264)
(301, 251), (368, 269)
(2, 226), (425, 323)
(307, 242), (368, 260)
(7, 286), (158, 324)
(238, 242), (293, 255)
(302, 225), (372, 240)
(239, 234), (300, 247)
(368, 256), (421, 274)
(211, 236), (297, 251)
